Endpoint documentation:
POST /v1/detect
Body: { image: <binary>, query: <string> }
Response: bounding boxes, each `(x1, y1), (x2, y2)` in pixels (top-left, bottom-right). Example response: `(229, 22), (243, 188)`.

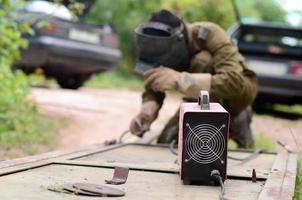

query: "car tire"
(56, 74), (89, 89)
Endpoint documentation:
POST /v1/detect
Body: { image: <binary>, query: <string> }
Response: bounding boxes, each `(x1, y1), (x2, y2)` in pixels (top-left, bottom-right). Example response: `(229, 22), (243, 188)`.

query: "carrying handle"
(198, 90), (210, 110)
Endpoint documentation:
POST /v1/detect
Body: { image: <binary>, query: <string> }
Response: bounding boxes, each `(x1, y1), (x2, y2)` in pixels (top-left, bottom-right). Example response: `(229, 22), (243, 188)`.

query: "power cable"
(210, 170), (225, 200)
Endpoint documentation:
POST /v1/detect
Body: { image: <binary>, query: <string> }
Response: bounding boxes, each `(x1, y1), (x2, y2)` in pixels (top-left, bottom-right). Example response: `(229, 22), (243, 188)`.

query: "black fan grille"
(185, 123), (226, 164)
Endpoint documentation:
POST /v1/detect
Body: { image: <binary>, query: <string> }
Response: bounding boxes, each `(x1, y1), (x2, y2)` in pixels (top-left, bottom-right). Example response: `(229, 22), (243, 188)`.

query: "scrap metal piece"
(105, 167), (129, 185)
(252, 169), (257, 182)
(73, 183), (125, 197)
(63, 183), (100, 196)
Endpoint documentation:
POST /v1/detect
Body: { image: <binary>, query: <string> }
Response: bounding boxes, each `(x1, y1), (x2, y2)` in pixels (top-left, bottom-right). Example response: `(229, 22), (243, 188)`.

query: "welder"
(129, 9), (257, 148)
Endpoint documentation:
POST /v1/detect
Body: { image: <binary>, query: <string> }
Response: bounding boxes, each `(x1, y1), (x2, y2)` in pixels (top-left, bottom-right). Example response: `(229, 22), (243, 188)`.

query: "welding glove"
(129, 101), (160, 136)
(144, 66), (212, 99)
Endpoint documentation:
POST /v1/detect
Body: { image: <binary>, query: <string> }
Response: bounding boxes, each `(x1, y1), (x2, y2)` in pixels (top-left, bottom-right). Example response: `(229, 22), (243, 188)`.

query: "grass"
(85, 69), (143, 90)
(294, 158), (302, 200)
(228, 132), (276, 151)
(274, 104), (302, 115)
(0, 110), (65, 158)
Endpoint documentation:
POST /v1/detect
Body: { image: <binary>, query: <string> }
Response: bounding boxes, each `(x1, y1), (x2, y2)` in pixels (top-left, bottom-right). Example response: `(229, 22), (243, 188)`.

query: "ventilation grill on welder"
(185, 123), (226, 164)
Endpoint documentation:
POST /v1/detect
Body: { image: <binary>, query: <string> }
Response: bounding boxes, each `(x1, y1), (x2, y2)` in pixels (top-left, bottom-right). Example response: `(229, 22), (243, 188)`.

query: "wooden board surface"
(0, 143), (297, 200)
(0, 163), (265, 200)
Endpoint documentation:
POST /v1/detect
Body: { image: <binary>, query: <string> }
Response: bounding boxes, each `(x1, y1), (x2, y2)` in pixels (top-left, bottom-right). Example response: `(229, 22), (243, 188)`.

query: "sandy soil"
(31, 87), (302, 153)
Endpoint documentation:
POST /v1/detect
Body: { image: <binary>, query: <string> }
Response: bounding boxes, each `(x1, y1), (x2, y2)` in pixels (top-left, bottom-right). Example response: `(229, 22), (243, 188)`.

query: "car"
(14, 0), (121, 89)
(229, 22), (302, 105)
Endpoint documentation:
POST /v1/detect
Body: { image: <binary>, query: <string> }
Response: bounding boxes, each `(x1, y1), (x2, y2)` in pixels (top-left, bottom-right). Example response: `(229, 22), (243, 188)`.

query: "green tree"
(0, 0), (77, 152)
(254, 0), (286, 22)
(235, 0), (286, 23)
(87, 0), (160, 63)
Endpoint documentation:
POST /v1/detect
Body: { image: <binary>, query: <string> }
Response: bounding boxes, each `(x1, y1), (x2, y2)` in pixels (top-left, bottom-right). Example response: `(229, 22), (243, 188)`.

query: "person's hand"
(129, 114), (152, 137)
(144, 66), (180, 92)
(129, 101), (160, 137)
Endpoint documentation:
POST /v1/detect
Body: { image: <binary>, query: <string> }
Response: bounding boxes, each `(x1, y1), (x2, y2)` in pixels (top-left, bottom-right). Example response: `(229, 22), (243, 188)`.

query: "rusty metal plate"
(105, 167), (129, 185)
(73, 183), (125, 197)
(62, 183), (100, 196)
(48, 183), (101, 196)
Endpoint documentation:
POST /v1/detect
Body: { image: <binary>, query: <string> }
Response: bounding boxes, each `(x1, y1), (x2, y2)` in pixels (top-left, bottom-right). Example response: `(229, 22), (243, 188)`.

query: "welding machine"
(178, 91), (230, 185)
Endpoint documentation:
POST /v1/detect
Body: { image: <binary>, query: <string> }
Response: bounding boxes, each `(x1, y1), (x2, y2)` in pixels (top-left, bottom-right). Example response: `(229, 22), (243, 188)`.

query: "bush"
(0, 0), (64, 154)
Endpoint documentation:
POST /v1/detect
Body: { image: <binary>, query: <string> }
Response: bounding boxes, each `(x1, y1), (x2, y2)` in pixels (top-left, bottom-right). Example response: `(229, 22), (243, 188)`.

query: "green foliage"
(236, 0), (286, 23)
(228, 132), (276, 151)
(253, 133), (276, 151)
(87, 0), (160, 60)
(274, 104), (302, 115)
(163, 0), (235, 29)
(0, 0), (30, 66)
(85, 69), (143, 90)
(253, 0), (286, 22)
(294, 157), (302, 200)
(0, 0), (32, 137)
(0, 107), (65, 154)
(54, 0), (85, 17)
(0, 0), (64, 153)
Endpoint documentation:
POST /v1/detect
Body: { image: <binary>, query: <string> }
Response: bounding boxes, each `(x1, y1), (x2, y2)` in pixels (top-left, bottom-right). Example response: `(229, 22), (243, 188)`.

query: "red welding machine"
(178, 91), (230, 185)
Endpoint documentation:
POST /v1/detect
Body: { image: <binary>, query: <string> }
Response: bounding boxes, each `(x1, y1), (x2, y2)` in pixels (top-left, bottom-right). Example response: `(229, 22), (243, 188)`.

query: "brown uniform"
(142, 22), (258, 147)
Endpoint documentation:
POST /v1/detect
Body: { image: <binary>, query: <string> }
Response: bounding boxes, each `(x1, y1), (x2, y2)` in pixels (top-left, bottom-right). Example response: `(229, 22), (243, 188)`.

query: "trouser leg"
(229, 106), (254, 148)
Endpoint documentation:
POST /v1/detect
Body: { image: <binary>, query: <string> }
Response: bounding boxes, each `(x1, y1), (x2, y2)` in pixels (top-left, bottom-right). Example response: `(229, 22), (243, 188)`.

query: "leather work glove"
(144, 66), (212, 99)
(144, 66), (180, 92)
(129, 101), (160, 137)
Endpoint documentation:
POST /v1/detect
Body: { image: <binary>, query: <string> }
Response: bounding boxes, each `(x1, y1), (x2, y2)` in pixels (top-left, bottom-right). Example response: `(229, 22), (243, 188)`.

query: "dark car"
(229, 22), (302, 105)
(14, 0), (121, 89)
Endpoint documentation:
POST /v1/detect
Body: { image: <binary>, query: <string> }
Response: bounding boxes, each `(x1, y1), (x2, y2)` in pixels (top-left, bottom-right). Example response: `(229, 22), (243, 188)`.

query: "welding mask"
(134, 9), (190, 75)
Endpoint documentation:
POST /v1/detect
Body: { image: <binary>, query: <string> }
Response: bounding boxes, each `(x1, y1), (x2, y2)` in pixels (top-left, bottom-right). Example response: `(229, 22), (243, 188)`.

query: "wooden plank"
(280, 153), (298, 199)
(0, 143), (107, 169)
(224, 179), (266, 200)
(0, 164), (220, 200)
(76, 144), (177, 164)
(0, 144), (126, 177)
(54, 159), (271, 180)
(0, 143), (296, 200)
(0, 143), (277, 181)
(0, 163), (266, 200)
(258, 153), (298, 200)
(228, 166), (269, 180)
(54, 160), (179, 173)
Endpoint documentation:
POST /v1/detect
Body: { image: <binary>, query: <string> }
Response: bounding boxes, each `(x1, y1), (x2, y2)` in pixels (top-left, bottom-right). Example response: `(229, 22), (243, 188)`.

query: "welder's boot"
(230, 106), (254, 148)
(157, 109), (180, 144)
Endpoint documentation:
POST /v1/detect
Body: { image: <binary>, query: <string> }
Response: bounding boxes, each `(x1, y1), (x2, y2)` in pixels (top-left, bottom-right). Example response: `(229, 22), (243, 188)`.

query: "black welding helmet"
(134, 9), (190, 75)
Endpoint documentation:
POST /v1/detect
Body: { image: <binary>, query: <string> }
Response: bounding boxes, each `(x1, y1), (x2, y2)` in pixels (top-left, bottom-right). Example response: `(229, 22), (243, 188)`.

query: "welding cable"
(218, 176), (225, 200)
(118, 129), (131, 143)
(227, 148), (263, 163)
(104, 129), (130, 145)
(169, 139), (178, 156)
(210, 170), (225, 200)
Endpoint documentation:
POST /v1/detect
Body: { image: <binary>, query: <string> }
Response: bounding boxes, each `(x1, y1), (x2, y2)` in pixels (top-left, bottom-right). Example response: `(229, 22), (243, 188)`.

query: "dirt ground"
(31, 87), (302, 153)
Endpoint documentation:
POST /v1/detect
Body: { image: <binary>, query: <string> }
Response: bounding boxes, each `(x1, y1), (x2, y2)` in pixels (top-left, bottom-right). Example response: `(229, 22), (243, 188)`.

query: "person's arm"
(129, 88), (165, 135)
(178, 22), (257, 112)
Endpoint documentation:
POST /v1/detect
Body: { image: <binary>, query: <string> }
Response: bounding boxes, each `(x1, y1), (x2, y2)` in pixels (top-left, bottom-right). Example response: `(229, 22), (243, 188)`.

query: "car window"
(25, 0), (73, 20)
(241, 33), (302, 48)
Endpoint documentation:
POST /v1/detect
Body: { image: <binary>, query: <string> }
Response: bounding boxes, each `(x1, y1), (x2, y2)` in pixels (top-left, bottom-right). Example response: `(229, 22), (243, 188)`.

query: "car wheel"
(56, 74), (89, 89)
